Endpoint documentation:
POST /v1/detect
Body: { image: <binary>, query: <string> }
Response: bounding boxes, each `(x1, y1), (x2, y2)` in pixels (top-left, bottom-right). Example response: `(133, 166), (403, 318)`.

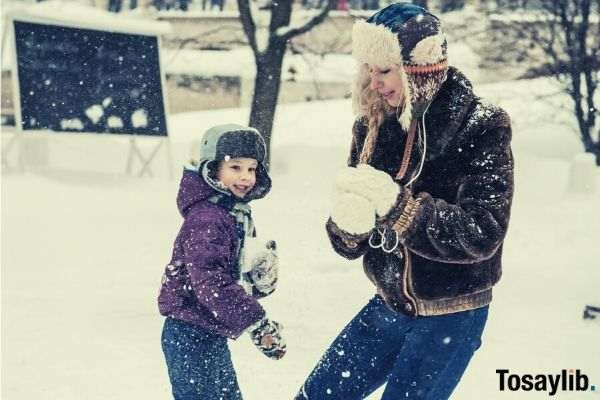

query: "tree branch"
(270, 1), (293, 33)
(279, 0), (336, 41)
(237, 0), (259, 54)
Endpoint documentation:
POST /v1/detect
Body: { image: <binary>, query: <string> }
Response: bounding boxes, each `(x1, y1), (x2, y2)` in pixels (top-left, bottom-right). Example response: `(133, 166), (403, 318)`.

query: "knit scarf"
(208, 194), (255, 281)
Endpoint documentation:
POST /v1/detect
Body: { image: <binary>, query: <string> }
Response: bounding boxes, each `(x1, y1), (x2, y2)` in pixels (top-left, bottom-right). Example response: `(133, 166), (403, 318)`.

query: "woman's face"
(368, 64), (405, 108)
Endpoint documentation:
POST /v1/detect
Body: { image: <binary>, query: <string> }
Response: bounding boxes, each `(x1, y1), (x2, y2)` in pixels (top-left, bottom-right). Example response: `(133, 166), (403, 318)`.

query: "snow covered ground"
(2, 74), (600, 400)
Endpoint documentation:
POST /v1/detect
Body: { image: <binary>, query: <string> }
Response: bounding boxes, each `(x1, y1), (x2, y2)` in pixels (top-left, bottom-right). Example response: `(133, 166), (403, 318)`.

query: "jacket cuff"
(380, 189), (423, 239)
(327, 217), (370, 249)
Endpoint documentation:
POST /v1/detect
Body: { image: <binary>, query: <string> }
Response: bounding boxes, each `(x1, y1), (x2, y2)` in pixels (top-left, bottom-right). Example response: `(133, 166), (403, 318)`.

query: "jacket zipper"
(402, 246), (418, 314)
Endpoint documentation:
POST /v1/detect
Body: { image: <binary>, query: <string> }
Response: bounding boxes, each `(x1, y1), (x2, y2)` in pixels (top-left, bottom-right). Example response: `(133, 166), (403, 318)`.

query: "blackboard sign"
(12, 19), (168, 136)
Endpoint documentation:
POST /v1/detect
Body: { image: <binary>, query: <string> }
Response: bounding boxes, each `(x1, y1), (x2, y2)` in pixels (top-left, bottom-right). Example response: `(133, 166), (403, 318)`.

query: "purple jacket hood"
(176, 169), (219, 217)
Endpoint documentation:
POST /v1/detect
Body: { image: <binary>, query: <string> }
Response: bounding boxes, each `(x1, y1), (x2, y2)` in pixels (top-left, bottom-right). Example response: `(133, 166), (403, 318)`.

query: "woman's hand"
(335, 164), (401, 217)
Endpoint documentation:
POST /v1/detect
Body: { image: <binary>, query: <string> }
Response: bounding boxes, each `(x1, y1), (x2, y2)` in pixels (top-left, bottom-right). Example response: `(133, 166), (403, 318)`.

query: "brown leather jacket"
(327, 67), (514, 317)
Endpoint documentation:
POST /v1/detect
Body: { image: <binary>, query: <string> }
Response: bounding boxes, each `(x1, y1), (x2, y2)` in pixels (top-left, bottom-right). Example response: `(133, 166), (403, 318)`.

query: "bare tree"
(237, 0), (335, 167)
(531, 0), (600, 164)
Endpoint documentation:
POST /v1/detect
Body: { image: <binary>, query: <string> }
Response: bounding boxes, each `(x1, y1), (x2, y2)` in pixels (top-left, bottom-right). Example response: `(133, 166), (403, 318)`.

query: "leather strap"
(395, 119), (417, 181)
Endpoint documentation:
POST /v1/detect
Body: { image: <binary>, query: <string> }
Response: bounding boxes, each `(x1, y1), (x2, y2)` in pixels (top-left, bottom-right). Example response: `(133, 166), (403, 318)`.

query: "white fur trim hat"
(352, 3), (449, 130)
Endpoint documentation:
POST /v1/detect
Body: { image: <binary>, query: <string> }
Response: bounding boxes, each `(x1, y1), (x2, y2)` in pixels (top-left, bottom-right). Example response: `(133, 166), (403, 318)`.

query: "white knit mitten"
(330, 191), (376, 235)
(335, 165), (400, 217)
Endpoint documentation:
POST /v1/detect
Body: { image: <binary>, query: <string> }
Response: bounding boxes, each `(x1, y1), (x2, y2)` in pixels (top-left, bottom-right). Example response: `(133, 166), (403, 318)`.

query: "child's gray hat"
(198, 123), (271, 201)
(199, 124), (267, 164)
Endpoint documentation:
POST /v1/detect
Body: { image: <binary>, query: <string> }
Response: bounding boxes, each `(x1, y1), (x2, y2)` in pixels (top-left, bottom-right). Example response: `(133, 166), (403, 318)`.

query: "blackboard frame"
(3, 14), (173, 179)
(9, 13), (171, 137)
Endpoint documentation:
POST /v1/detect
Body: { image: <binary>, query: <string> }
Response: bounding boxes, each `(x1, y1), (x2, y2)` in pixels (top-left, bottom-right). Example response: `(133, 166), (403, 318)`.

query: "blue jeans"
(161, 317), (243, 400)
(296, 295), (488, 400)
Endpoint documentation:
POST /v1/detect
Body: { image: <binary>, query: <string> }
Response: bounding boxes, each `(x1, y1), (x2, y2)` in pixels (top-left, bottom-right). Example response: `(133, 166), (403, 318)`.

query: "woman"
(295, 3), (514, 400)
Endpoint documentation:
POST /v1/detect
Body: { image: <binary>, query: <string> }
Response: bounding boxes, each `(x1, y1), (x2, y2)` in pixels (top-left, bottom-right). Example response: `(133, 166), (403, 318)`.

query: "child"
(158, 124), (285, 400)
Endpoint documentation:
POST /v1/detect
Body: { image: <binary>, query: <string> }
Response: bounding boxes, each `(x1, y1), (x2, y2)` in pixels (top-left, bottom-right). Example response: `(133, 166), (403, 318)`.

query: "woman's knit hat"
(352, 3), (448, 130)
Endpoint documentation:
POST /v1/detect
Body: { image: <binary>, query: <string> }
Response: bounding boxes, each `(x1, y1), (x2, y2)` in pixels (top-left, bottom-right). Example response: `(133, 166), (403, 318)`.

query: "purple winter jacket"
(157, 170), (265, 339)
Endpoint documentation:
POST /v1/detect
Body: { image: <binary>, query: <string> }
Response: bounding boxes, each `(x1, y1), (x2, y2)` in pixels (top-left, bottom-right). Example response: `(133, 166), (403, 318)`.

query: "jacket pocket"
(363, 248), (413, 314)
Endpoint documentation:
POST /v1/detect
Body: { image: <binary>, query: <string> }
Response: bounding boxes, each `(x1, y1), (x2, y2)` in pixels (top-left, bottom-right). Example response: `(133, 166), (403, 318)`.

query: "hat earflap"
(396, 66), (413, 131)
(352, 19), (414, 132)
(351, 19), (403, 67)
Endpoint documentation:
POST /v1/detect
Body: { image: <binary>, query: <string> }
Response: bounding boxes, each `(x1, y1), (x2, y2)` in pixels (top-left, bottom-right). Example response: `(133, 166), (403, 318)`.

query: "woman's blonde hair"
(352, 63), (409, 164)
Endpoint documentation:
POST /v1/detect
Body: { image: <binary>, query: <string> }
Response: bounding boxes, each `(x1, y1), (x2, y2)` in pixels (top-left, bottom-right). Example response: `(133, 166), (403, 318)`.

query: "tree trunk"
(237, 0), (334, 170)
(248, 39), (286, 169)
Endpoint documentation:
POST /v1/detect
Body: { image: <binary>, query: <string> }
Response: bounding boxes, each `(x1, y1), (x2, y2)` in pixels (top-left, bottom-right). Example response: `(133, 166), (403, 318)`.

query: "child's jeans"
(295, 295), (488, 400)
(161, 317), (243, 400)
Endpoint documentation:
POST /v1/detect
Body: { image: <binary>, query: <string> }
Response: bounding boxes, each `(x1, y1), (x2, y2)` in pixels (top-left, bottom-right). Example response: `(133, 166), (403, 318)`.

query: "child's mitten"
(248, 317), (286, 360)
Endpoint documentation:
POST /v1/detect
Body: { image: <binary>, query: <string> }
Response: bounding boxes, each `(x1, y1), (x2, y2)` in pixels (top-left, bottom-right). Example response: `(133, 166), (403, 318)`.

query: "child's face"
(217, 157), (258, 198)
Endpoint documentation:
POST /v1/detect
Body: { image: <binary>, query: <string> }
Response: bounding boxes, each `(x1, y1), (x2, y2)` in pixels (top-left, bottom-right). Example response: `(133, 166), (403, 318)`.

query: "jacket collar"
(424, 67), (475, 160)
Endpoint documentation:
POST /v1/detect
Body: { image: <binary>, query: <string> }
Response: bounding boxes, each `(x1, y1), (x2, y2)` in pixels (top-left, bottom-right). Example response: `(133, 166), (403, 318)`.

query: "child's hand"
(248, 317), (286, 360)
